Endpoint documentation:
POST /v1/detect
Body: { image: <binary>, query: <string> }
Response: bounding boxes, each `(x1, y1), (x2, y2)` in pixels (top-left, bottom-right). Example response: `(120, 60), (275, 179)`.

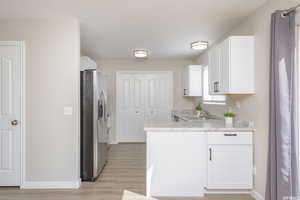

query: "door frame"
(0, 41), (26, 187)
(115, 71), (173, 143)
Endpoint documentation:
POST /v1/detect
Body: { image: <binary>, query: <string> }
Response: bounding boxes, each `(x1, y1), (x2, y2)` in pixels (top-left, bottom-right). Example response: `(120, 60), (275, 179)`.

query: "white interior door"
(117, 72), (173, 143)
(144, 73), (172, 122)
(0, 42), (23, 186)
(117, 74), (146, 142)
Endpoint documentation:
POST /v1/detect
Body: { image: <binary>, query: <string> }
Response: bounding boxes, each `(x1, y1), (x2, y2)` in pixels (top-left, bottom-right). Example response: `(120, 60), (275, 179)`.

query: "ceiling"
(0, 0), (268, 59)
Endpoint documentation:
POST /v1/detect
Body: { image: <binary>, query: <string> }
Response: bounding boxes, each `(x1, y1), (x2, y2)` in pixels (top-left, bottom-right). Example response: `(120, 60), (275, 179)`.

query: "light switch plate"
(64, 107), (73, 115)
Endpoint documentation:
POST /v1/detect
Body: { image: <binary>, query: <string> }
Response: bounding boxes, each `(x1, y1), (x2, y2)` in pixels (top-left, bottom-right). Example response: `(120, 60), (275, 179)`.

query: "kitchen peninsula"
(145, 119), (255, 197)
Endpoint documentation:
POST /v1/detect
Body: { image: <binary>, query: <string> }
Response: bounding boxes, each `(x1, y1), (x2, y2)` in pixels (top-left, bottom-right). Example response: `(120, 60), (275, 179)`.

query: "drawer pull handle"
(209, 148), (212, 161)
(224, 133), (237, 136)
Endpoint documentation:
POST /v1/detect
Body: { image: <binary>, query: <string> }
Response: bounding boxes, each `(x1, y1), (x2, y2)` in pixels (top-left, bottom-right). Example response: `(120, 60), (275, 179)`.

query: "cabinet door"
(219, 39), (229, 93)
(183, 66), (189, 96)
(183, 65), (202, 97)
(207, 145), (253, 189)
(208, 47), (220, 94)
(189, 66), (202, 96)
(208, 51), (213, 94)
(229, 36), (255, 94)
(147, 132), (207, 197)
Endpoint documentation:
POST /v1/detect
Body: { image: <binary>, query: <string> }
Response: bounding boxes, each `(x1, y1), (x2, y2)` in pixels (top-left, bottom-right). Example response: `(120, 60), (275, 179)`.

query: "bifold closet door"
(117, 74), (146, 142)
(144, 73), (172, 123)
(117, 72), (172, 143)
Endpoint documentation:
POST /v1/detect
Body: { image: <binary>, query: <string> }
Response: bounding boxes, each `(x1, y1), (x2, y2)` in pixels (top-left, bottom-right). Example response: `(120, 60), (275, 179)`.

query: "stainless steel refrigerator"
(80, 69), (108, 181)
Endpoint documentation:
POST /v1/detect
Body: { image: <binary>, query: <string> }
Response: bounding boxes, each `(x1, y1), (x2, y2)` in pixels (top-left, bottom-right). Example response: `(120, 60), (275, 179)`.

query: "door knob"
(11, 120), (18, 126)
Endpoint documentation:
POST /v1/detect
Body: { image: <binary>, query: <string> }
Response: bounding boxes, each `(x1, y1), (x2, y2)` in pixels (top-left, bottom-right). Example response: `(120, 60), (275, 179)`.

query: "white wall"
(0, 19), (80, 183)
(96, 59), (195, 143)
(194, 0), (300, 198)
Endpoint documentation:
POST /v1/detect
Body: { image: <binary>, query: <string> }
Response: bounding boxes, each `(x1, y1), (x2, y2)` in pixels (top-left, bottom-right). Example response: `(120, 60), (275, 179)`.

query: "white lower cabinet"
(207, 145), (253, 189)
(206, 132), (253, 189)
(146, 131), (253, 197)
(147, 132), (207, 197)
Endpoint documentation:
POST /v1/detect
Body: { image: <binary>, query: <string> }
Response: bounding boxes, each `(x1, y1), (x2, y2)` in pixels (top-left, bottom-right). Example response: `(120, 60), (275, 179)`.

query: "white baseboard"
(204, 190), (251, 194)
(21, 179), (81, 189)
(204, 190), (264, 200)
(250, 190), (264, 200)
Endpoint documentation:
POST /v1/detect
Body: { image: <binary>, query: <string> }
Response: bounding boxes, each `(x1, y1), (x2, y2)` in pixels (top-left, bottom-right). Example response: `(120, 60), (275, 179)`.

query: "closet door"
(117, 72), (173, 143)
(117, 74), (146, 142)
(144, 73), (172, 123)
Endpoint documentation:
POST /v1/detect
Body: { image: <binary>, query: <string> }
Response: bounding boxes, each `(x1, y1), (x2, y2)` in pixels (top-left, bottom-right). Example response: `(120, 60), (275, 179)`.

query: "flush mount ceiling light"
(190, 41), (209, 50)
(133, 49), (149, 58)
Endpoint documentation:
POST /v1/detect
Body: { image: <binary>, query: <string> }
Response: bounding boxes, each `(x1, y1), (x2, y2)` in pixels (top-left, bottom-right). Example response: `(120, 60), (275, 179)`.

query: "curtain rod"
(283, 3), (300, 16)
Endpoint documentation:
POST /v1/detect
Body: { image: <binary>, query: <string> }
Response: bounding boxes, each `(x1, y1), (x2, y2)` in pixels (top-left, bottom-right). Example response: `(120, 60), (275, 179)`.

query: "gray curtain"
(266, 10), (299, 200)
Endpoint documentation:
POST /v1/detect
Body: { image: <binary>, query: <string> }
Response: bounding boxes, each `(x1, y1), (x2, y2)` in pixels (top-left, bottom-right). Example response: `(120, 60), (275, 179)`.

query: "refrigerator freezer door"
(94, 71), (108, 178)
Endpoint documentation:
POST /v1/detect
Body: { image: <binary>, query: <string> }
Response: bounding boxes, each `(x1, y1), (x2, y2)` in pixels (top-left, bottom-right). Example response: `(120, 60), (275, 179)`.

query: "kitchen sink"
(172, 111), (219, 122)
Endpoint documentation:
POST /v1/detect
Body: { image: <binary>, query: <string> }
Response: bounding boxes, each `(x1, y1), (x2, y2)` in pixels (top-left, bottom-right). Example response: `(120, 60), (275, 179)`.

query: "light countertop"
(144, 119), (255, 132)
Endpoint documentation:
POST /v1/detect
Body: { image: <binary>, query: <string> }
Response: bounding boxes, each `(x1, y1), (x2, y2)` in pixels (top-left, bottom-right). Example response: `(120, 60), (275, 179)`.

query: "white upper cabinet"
(209, 36), (255, 94)
(183, 65), (202, 97)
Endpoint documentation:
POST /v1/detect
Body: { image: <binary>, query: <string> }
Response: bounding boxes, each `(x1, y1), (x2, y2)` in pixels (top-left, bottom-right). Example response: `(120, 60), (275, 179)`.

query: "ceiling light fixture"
(190, 41), (209, 50)
(134, 49), (149, 58)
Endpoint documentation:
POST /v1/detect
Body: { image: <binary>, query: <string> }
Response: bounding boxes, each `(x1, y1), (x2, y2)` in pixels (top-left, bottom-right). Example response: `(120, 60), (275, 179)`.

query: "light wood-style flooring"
(0, 144), (254, 200)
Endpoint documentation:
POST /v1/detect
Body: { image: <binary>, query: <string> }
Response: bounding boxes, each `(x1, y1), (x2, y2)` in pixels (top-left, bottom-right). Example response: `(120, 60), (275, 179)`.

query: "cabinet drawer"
(208, 132), (252, 145)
